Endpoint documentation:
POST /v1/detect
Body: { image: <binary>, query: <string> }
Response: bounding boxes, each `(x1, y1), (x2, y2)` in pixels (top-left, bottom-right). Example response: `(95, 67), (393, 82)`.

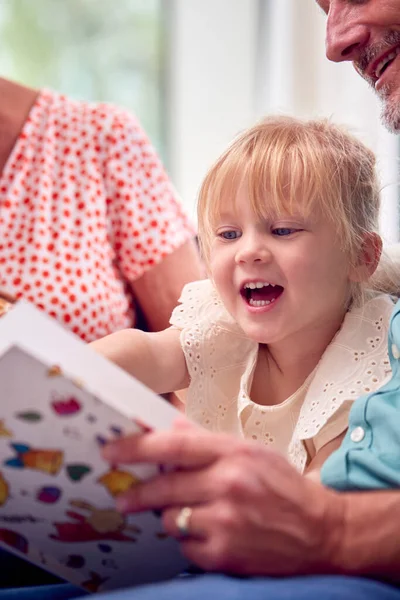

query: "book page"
(0, 303), (187, 592)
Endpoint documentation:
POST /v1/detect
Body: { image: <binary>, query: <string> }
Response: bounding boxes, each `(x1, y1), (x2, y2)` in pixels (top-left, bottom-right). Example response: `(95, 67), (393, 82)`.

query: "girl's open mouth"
(240, 281), (284, 307)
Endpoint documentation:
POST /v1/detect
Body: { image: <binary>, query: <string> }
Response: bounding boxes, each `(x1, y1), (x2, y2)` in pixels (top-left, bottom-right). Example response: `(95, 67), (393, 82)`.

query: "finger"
(180, 537), (235, 574)
(102, 428), (238, 469)
(172, 417), (198, 431)
(164, 506), (231, 573)
(115, 465), (217, 513)
(162, 506), (207, 541)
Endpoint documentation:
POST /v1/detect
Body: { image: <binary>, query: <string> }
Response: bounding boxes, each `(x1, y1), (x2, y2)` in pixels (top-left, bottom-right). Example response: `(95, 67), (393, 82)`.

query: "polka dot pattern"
(0, 90), (194, 341)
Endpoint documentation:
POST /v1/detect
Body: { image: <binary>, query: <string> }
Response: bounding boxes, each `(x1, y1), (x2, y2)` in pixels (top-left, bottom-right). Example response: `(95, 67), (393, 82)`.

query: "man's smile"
(363, 43), (400, 89)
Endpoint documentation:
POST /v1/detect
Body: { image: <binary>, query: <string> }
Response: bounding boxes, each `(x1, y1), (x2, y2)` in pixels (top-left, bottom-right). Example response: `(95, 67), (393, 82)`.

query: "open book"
(0, 302), (187, 593)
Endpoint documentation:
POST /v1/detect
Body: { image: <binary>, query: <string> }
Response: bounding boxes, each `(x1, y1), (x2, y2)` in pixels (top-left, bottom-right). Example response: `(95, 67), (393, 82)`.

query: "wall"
(165, 0), (259, 219)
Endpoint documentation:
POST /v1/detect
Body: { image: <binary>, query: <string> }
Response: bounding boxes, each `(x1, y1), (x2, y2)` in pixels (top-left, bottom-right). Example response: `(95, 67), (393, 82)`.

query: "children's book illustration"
(0, 302), (186, 592)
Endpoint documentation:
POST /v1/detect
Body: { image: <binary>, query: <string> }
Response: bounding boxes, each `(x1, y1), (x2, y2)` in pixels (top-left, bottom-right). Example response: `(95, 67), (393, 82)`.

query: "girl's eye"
(272, 228), (298, 237)
(219, 230), (241, 240)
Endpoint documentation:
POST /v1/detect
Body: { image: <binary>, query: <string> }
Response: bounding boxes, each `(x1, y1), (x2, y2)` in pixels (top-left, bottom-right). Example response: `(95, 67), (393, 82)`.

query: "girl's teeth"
(249, 298), (276, 307)
(244, 282), (276, 289)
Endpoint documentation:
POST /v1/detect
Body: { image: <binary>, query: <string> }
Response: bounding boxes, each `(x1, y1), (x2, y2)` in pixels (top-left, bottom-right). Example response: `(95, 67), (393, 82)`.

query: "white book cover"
(0, 302), (187, 593)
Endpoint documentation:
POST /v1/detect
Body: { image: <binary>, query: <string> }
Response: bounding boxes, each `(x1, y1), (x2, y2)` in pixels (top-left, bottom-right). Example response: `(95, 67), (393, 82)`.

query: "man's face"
(317, 1), (400, 131)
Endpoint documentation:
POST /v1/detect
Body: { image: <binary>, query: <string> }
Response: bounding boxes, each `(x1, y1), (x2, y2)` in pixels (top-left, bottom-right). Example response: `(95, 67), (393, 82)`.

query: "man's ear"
(349, 232), (382, 282)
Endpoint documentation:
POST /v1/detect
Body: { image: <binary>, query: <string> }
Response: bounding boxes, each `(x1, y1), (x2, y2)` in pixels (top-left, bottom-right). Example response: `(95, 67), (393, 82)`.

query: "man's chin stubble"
(369, 79), (400, 132)
(380, 95), (400, 132)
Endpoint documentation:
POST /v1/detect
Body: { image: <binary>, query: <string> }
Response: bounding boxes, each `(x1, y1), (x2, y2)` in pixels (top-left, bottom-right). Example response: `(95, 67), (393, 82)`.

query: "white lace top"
(170, 280), (394, 472)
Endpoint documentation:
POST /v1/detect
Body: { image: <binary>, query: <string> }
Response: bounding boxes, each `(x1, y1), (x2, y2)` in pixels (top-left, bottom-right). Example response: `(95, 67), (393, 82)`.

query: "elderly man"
(2, 2), (400, 599)
(320, 0), (400, 133)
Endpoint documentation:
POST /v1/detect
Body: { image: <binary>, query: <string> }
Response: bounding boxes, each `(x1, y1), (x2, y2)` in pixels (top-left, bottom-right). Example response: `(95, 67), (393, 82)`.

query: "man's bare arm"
(333, 491), (400, 580)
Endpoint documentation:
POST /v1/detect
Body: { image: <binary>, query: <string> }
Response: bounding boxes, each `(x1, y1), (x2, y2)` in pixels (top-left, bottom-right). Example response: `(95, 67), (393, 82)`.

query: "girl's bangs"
(198, 118), (359, 259)
(246, 146), (323, 222)
(197, 146), (246, 256)
(245, 131), (351, 247)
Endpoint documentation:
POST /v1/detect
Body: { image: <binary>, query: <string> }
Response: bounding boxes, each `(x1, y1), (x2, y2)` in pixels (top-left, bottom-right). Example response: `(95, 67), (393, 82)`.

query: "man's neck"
(0, 78), (39, 175)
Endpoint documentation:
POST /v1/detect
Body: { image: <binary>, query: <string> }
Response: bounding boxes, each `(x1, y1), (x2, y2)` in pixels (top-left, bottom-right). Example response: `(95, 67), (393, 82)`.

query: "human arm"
(101, 420), (400, 580)
(90, 327), (189, 394)
(132, 240), (202, 407)
(104, 106), (204, 333)
(131, 239), (204, 332)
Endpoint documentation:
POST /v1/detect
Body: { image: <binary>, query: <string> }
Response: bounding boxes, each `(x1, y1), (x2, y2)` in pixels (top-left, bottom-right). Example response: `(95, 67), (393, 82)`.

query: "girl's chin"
(239, 327), (276, 345)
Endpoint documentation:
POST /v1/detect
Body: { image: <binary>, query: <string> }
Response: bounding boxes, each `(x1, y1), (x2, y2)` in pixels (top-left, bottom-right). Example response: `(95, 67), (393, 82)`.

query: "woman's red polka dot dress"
(0, 90), (194, 341)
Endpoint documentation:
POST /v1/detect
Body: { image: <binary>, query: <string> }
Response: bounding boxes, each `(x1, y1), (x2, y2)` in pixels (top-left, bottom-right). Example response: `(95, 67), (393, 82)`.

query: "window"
(0, 0), (165, 154)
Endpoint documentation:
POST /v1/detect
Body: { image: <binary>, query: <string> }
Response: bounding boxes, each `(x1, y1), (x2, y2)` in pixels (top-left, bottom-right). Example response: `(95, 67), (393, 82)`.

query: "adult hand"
(103, 420), (346, 576)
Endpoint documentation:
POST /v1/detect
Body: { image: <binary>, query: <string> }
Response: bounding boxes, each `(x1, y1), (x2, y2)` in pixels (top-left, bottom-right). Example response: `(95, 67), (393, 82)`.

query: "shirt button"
(392, 343), (400, 360)
(350, 426), (365, 443)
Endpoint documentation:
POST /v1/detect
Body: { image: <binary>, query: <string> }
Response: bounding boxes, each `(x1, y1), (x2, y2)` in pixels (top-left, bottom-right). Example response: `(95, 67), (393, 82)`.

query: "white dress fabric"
(170, 279), (394, 472)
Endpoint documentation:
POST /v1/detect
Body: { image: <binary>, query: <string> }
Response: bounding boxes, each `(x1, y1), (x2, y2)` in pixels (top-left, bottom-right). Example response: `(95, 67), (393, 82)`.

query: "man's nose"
(325, 9), (370, 63)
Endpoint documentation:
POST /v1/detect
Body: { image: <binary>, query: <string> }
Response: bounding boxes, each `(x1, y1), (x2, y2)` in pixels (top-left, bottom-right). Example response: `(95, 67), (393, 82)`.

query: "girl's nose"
(235, 236), (272, 264)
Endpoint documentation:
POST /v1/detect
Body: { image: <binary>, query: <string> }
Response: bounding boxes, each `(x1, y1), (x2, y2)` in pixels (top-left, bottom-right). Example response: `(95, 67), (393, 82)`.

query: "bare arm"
(90, 327), (190, 394)
(131, 239), (205, 332)
(129, 239), (202, 408)
(336, 491), (400, 580)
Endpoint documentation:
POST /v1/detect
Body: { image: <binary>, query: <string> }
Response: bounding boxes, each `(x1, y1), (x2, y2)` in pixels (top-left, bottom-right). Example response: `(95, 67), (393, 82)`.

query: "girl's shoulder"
(341, 293), (395, 344)
(170, 279), (244, 335)
(289, 292), (394, 471)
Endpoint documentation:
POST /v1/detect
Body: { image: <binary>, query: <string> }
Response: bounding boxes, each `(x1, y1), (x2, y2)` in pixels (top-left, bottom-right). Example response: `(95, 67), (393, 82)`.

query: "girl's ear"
(349, 232), (382, 282)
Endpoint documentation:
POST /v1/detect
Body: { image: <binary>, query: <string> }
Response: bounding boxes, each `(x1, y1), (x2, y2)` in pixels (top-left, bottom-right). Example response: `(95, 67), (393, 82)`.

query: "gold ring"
(175, 506), (192, 538)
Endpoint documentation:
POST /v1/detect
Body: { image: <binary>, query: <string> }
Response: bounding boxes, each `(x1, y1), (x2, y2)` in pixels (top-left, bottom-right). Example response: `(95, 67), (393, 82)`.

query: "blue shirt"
(321, 299), (400, 490)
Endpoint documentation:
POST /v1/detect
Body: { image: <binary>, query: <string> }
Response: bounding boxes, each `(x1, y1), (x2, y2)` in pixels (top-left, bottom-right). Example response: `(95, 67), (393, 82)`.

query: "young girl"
(91, 116), (399, 475)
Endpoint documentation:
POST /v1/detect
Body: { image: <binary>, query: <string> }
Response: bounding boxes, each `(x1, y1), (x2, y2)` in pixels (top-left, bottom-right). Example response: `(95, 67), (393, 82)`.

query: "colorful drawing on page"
(66, 464), (92, 482)
(109, 425), (123, 437)
(51, 394), (81, 416)
(4, 444), (63, 475)
(0, 472), (9, 506)
(36, 486), (62, 504)
(98, 469), (141, 498)
(95, 434), (108, 447)
(64, 554), (86, 569)
(62, 426), (81, 441)
(95, 426), (124, 448)
(0, 420), (13, 437)
(101, 558), (117, 569)
(0, 529), (28, 553)
(48, 367), (85, 388)
(50, 499), (142, 543)
(47, 365), (63, 377)
(81, 572), (109, 593)
(15, 411), (42, 424)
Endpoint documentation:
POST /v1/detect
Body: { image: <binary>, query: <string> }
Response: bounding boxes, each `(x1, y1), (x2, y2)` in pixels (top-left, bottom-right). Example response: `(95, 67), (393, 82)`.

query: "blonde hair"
(197, 115), (400, 306)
